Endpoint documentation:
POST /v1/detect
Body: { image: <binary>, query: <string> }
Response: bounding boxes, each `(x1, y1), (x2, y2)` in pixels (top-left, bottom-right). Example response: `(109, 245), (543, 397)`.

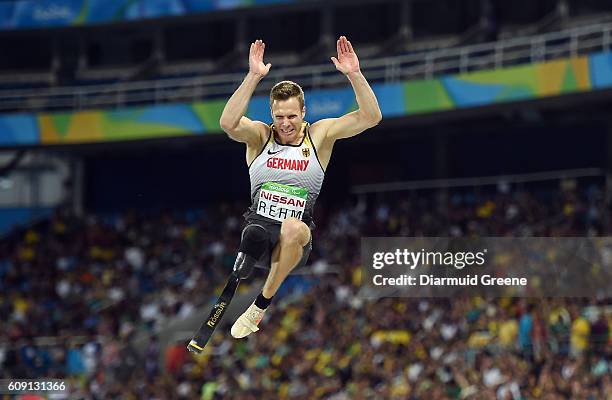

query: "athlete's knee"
(234, 224), (269, 279)
(280, 218), (310, 247)
(239, 224), (268, 258)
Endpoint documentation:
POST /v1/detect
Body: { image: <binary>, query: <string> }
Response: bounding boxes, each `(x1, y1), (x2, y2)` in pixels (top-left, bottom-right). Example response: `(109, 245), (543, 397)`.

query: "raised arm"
(313, 36), (382, 143)
(219, 40), (271, 147)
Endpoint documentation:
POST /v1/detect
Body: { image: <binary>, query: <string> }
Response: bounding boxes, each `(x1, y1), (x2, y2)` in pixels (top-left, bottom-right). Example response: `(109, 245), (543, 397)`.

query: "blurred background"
(0, 0), (611, 398)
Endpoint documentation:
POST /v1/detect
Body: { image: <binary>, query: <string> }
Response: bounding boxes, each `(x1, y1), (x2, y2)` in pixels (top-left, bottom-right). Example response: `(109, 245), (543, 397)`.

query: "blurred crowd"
(0, 179), (611, 399)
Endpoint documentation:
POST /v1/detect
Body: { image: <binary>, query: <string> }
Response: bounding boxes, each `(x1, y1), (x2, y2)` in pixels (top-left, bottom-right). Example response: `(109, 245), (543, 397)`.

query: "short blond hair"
(270, 80), (304, 109)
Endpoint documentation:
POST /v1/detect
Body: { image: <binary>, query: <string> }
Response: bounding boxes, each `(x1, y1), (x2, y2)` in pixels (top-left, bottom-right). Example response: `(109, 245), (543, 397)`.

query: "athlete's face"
(271, 97), (305, 144)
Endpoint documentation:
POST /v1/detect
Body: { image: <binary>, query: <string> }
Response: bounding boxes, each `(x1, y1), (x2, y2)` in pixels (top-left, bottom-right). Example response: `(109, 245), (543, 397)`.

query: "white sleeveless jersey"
(248, 122), (325, 224)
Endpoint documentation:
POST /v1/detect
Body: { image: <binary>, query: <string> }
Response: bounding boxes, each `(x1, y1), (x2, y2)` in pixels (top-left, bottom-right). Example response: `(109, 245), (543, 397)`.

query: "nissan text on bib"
(257, 182), (308, 222)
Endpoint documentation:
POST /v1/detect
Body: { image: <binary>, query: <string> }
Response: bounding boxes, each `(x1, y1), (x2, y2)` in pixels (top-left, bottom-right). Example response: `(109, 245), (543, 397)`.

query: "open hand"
(330, 36), (360, 75)
(249, 39), (272, 77)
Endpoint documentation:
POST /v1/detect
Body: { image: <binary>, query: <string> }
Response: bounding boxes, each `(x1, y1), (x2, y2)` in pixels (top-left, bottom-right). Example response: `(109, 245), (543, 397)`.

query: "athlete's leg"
(231, 218), (310, 339)
(262, 218), (311, 297)
(187, 224), (268, 352)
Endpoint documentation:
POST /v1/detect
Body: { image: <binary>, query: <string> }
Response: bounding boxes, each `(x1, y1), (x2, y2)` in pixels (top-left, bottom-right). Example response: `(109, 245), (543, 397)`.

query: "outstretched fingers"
(251, 39), (265, 60)
(332, 36), (360, 74)
(336, 36), (354, 57)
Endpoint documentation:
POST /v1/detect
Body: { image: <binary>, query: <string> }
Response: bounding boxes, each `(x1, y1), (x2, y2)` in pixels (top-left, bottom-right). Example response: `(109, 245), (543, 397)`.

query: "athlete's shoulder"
(309, 118), (335, 133)
(308, 119), (335, 141)
(308, 118), (337, 146)
(250, 121), (273, 146)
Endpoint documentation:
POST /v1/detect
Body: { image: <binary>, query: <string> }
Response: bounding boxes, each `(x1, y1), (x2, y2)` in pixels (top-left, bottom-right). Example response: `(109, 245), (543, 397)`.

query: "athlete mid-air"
(188, 36), (381, 352)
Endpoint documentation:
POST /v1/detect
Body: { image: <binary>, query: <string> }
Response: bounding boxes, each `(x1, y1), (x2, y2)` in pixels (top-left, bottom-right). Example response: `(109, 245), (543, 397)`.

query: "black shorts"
(243, 212), (313, 271)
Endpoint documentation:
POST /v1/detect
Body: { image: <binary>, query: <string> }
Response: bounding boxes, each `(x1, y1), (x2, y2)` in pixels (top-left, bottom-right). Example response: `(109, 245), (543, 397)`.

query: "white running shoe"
(230, 302), (266, 338)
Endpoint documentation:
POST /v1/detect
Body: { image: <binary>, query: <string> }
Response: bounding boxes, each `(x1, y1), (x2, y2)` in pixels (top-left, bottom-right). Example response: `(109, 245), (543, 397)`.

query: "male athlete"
(219, 36), (381, 339)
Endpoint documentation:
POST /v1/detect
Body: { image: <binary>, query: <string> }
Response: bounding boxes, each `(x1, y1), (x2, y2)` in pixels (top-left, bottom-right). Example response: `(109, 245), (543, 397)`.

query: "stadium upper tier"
(0, 21), (610, 113)
(0, 0), (300, 30)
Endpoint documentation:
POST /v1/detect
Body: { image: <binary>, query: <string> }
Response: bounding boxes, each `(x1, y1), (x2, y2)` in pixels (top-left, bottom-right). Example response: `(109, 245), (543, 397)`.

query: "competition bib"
(257, 182), (308, 222)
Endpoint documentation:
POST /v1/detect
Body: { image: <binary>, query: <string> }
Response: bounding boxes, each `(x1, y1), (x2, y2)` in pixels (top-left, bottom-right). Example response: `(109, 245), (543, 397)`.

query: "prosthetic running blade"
(187, 273), (240, 353)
